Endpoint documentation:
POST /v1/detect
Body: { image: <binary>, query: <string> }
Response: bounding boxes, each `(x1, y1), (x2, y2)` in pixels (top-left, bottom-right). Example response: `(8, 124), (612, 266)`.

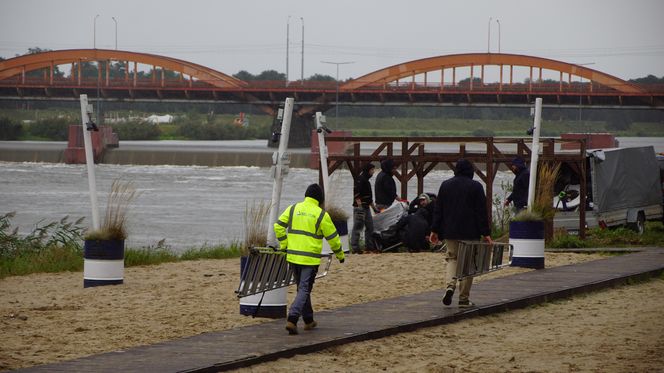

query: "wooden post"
(579, 139), (587, 239)
(486, 138), (494, 230)
(401, 140), (408, 199)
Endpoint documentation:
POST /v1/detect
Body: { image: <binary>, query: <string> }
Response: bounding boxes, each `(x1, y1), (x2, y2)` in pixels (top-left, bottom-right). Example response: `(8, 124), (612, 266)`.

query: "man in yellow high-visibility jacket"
(274, 183), (345, 335)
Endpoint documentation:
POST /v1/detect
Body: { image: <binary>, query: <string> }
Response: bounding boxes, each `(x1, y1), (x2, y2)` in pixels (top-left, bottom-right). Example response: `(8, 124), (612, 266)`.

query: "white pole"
(315, 112), (330, 194)
(79, 94), (100, 230)
(527, 97), (542, 212)
(266, 97), (294, 246)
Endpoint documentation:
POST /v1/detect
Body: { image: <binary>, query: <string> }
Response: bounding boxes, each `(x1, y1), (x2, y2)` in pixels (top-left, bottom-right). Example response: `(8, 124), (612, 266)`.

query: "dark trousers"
(287, 264), (318, 324)
(351, 206), (375, 252)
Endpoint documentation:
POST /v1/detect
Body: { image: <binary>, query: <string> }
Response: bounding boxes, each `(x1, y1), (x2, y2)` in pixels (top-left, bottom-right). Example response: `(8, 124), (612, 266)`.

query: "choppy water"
(0, 162), (515, 251)
(1, 137), (661, 252)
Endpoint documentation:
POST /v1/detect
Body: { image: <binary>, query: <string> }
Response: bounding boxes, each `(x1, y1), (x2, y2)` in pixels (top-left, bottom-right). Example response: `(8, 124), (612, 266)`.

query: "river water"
(1, 137), (662, 251)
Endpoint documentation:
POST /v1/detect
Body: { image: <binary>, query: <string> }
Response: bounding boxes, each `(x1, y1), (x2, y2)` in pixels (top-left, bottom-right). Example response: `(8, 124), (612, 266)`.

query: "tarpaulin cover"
(591, 146), (661, 213)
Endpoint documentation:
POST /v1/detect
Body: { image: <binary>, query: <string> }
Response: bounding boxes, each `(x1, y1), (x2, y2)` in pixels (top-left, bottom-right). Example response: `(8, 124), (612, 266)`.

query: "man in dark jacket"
(430, 159), (493, 308)
(504, 157), (530, 212)
(396, 204), (432, 252)
(375, 159), (398, 210)
(351, 163), (376, 253)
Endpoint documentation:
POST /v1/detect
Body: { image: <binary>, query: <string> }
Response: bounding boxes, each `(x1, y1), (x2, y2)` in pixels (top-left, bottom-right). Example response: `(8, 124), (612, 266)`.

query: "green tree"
(255, 70), (286, 81)
(233, 70), (255, 81)
(306, 74), (335, 82)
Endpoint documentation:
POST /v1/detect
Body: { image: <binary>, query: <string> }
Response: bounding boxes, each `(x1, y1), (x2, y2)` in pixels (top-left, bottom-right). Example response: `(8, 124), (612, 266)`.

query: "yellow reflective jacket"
(274, 197), (344, 265)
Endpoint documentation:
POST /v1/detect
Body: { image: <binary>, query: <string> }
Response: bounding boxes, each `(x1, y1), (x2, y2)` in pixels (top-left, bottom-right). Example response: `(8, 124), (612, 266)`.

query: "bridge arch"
(0, 49), (246, 88)
(341, 53), (642, 94)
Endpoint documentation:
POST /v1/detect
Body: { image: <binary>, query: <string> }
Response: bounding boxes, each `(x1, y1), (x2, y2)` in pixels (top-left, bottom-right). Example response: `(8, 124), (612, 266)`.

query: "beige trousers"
(444, 239), (473, 303)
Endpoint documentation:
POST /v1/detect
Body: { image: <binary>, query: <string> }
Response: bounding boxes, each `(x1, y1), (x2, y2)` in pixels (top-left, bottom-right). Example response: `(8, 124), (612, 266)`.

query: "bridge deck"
(16, 248), (664, 373)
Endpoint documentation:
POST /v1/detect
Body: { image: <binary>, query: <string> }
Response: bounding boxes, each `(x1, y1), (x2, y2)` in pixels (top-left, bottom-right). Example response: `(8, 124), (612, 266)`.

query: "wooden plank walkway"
(16, 248), (664, 373)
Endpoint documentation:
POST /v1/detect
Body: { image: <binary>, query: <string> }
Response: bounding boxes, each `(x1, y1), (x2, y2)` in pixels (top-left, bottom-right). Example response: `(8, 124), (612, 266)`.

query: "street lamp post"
(286, 16), (290, 82)
(496, 19), (501, 53)
(321, 61), (354, 129)
(576, 62), (595, 132)
(93, 14), (100, 124)
(487, 17), (492, 53)
(111, 17), (118, 50)
(300, 17), (304, 84)
(93, 14), (100, 48)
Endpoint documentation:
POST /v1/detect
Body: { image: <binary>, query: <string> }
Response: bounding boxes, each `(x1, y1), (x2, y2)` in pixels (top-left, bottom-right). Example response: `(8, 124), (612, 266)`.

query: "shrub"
(472, 128), (495, 137)
(548, 230), (588, 248)
(27, 117), (71, 140)
(0, 117), (23, 140)
(0, 212), (86, 278)
(110, 120), (161, 140)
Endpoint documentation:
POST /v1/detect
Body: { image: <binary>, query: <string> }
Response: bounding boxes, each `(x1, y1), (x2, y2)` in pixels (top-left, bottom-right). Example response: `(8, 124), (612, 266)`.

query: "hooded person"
(351, 163), (377, 253)
(274, 183), (345, 335)
(430, 159), (492, 308)
(375, 159), (398, 210)
(505, 157), (530, 212)
(395, 199), (433, 253)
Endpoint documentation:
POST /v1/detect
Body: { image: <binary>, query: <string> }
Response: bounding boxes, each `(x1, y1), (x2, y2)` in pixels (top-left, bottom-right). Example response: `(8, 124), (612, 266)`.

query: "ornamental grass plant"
(242, 199), (270, 256)
(322, 174), (349, 222)
(84, 179), (138, 241)
(532, 162), (561, 223)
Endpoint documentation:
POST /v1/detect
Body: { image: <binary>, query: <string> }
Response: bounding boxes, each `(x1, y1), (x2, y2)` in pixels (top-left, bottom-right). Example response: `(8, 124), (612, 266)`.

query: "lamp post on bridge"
(93, 14), (100, 49)
(93, 14), (100, 125)
(487, 17), (492, 53)
(300, 17), (304, 84)
(496, 19), (501, 53)
(286, 16), (291, 82)
(321, 60), (355, 129)
(577, 62), (595, 133)
(112, 17), (118, 50)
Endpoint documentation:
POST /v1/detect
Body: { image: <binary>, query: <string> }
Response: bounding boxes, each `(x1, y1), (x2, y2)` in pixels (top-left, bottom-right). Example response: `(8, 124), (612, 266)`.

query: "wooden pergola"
(321, 136), (588, 238)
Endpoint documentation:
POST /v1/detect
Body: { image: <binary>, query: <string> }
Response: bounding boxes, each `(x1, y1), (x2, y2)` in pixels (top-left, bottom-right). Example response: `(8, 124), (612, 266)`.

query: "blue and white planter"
(83, 239), (125, 288)
(239, 256), (287, 318)
(509, 220), (545, 269)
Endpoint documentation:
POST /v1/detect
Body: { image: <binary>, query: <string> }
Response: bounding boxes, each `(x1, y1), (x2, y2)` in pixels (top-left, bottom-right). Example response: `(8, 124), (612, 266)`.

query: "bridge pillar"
(267, 112), (313, 148)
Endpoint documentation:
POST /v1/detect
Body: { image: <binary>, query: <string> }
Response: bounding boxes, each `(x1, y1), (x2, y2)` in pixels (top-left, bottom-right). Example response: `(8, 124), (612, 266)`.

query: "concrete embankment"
(0, 141), (313, 168)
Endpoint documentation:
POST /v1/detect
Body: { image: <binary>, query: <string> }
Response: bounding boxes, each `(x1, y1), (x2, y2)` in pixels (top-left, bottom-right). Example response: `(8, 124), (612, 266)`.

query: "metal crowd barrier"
(236, 247), (333, 298)
(455, 241), (513, 280)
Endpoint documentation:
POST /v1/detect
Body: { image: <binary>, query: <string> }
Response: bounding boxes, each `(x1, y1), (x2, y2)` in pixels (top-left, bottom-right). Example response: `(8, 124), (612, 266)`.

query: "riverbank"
(2, 252), (663, 372)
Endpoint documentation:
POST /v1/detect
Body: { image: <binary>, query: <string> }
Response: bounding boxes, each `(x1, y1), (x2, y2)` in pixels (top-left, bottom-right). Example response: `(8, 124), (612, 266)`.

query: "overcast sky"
(1, 0), (663, 82)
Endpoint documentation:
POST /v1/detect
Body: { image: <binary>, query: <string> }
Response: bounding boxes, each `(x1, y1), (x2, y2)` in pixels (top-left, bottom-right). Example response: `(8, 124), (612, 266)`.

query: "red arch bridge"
(1, 49), (663, 116)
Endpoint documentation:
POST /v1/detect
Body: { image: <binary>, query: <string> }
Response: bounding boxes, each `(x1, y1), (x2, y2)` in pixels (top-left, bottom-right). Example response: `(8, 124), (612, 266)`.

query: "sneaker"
(458, 300), (476, 308)
(285, 321), (298, 335)
(304, 320), (318, 330)
(442, 287), (454, 306)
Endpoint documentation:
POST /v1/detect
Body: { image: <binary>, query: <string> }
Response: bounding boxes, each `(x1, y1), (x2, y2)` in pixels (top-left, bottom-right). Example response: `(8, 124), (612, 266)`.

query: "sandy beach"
(1, 251), (662, 372)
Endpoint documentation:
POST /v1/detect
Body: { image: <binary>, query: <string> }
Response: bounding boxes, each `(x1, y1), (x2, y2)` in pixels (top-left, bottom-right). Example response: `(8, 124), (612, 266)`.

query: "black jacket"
(508, 166), (530, 209)
(353, 163), (375, 207)
(396, 206), (432, 252)
(375, 159), (397, 206)
(431, 159), (491, 240)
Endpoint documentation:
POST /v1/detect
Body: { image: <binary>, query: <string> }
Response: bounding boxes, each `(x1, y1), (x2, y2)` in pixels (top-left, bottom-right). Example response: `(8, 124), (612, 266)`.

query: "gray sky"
(1, 0), (663, 82)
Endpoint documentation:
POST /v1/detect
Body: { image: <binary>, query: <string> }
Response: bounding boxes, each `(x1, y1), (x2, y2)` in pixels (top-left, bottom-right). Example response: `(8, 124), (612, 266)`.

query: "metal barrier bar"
(455, 241), (513, 280)
(236, 247), (333, 298)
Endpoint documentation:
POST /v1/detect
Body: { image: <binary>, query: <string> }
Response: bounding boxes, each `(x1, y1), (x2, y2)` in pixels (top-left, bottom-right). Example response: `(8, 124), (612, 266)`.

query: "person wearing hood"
(351, 162), (377, 254)
(430, 159), (493, 308)
(396, 194), (434, 252)
(375, 159), (398, 210)
(274, 184), (345, 335)
(504, 157), (530, 212)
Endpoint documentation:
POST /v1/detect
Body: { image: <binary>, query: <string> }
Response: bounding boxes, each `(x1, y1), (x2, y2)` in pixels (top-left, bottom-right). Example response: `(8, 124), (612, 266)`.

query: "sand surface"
(1, 252), (661, 372)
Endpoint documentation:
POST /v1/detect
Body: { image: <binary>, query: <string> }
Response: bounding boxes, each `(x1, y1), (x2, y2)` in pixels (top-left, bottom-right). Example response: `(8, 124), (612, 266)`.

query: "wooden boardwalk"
(16, 248), (664, 373)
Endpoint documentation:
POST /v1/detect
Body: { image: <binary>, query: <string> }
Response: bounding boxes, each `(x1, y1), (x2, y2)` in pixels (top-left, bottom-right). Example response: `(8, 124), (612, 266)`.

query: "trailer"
(554, 146), (663, 234)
